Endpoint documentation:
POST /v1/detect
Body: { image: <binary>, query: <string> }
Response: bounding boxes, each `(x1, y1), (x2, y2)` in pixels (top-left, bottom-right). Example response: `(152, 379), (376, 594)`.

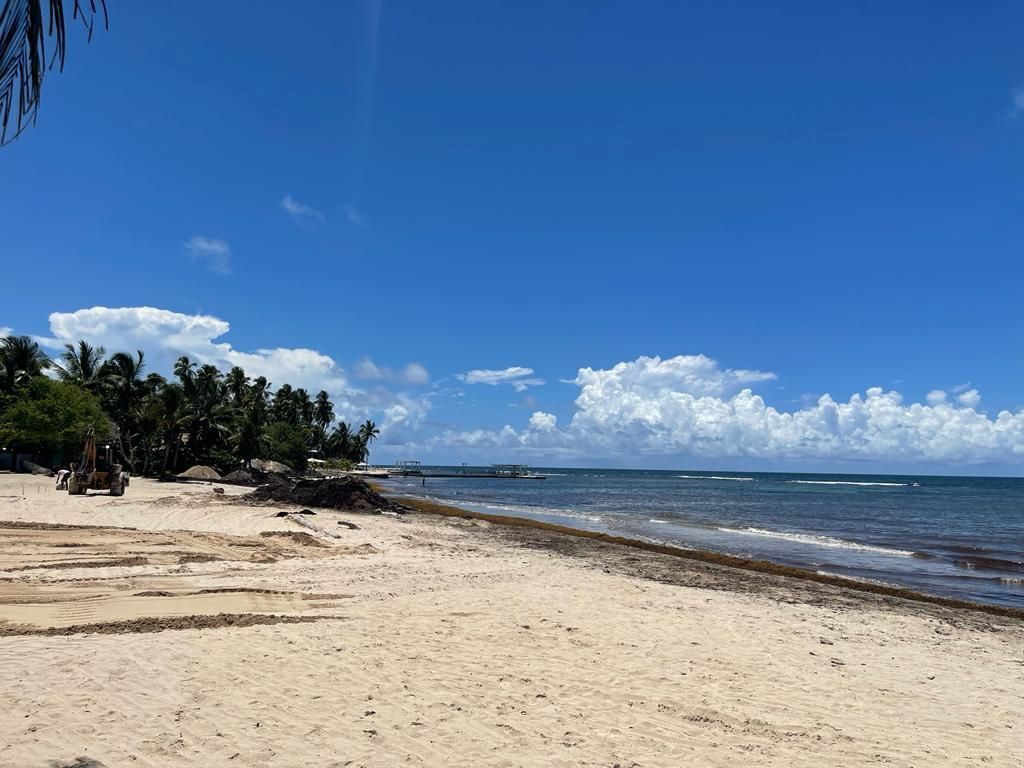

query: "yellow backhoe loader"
(68, 428), (127, 496)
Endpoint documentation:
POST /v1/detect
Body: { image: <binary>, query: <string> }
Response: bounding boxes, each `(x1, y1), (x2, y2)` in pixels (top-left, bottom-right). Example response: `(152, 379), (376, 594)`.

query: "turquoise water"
(382, 468), (1024, 608)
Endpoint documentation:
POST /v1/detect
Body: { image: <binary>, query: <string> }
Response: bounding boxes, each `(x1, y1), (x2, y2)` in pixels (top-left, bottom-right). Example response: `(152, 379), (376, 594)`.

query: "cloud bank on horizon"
(433, 355), (1024, 465)
(13, 306), (1024, 468)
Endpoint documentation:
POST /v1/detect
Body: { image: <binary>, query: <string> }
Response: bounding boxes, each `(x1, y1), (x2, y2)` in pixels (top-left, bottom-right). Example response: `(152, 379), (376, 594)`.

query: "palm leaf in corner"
(0, 0), (107, 146)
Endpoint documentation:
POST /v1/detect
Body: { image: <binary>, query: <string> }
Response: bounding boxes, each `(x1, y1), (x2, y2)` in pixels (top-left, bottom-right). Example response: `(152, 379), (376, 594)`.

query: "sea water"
(381, 468), (1024, 608)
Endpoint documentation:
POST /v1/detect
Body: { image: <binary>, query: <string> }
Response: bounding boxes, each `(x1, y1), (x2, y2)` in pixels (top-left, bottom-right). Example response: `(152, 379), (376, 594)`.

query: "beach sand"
(0, 473), (1021, 767)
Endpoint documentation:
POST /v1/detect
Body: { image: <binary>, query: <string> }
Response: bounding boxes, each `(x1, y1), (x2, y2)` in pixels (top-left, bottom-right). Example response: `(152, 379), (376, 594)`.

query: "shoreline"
(392, 494), (1024, 623)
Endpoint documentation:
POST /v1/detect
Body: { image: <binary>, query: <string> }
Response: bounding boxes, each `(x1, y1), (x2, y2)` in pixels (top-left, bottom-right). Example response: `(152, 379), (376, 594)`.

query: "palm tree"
(247, 376), (271, 426)
(55, 340), (106, 390)
(225, 366), (248, 407)
(313, 390), (334, 432)
(174, 355), (196, 395)
(294, 387), (313, 427)
(271, 383), (296, 424)
(0, 334), (50, 392)
(156, 383), (192, 477)
(0, 0), (108, 146)
(101, 350), (146, 472)
(357, 420), (380, 463)
(325, 421), (352, 460)
(231, 414), (260, 469)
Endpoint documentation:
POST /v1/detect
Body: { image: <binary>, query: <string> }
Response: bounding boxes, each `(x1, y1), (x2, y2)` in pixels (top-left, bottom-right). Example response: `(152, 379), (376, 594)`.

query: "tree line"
(0, 335), (379, 475)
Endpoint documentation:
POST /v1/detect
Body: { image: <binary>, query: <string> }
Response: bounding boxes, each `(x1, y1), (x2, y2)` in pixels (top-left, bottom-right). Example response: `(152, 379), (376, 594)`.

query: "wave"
(815, 571), (903, 588)
(951, 555), (1024, 574)
(649, 519), (670, 524)
(718, 526), (913, 556)
(677, 475), (754, 481)
(472, 501), (603, 523)
(785, 480), (910, 487)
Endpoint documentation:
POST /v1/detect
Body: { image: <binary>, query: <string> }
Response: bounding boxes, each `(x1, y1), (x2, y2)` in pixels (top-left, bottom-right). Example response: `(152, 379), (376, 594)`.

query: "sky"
(4, 1), (1024, 473)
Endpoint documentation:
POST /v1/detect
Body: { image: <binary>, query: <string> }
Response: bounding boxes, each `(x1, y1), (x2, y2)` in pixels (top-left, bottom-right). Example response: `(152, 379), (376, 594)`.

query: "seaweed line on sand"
(0, 612), (348, 637)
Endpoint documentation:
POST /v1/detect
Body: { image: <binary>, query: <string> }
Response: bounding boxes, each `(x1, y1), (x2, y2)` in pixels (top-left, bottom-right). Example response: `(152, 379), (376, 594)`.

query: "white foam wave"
(677, 475), (754, 481)
(719, 527), (913, 556)
(786, 480), (909, 487)
(649, 519), (670, 524)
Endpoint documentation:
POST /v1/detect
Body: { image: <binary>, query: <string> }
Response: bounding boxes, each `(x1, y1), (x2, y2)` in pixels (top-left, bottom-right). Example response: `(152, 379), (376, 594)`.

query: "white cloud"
(926, 389), (947, 406)
(280, 195), (325, 226)
(184, 236), (231, 274)
(353, 357), (430, 386)
(0, 327), (11, 338)
(529, 411), (557, 431)
(43, 306), (345, 396)
(344, 204), (367, 226)
(433, 354), (1024, 465)
(957, 389), (981, 409)
(402, 362), (430, 385)
(457, 366), (545, 392)
(354, 357), (384, 380)
(39, 305), (441, 446)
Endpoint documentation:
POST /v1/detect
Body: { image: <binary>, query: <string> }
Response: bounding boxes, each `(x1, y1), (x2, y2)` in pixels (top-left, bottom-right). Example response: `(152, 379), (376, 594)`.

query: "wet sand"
(0, 473), (1021, 766)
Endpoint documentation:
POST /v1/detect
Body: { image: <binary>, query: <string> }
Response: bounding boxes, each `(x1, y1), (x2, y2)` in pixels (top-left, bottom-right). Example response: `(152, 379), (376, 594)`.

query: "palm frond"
(0, 0), (106, 146)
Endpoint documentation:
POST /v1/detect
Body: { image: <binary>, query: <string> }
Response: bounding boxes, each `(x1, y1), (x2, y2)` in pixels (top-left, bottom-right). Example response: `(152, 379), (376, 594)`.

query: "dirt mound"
(177, 465), (222, 481)
(20, 461), (53, 476)
(243, 476), (399, 514)
(221, 468), (274, 486)
(252, 459), (295, 475)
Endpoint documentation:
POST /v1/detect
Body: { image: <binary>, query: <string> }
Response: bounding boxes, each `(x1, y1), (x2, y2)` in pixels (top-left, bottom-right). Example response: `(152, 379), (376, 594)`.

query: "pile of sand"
(20, 461), (53, 476)
(243, 476), (398, 514)
(176, 465), (222, 481)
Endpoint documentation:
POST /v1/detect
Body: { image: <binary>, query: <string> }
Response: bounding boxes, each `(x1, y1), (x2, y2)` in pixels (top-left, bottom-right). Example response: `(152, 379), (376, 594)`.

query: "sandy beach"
(0, 473), (1021, 767)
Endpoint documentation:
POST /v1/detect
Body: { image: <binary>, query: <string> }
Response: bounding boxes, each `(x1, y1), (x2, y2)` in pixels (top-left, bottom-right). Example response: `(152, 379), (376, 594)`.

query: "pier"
(387, 462), (546, 480)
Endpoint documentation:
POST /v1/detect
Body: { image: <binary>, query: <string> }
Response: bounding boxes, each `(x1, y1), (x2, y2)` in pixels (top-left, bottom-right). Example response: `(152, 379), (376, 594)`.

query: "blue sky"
(4, 1), (1024, 471)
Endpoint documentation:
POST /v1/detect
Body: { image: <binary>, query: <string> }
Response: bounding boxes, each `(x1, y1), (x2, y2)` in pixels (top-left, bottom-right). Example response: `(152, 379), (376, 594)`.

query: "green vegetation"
(0, 335), (380, 476)
(0, 378), (109, 454)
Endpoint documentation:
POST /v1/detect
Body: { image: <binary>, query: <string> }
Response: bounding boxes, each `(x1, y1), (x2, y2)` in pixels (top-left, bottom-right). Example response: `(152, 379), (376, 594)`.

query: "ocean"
(380, 468), (1024, 609)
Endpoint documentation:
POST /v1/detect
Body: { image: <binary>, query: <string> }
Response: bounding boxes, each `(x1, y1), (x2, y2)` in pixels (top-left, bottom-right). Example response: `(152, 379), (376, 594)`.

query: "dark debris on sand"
(243, 476), (403, 514)
(220, 468), (275, 487)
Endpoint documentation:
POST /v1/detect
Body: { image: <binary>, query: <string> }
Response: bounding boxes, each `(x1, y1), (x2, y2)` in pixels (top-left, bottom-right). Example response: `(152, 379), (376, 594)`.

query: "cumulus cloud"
(37, 306), (434, 449)
(457, 366), (545, 392)
(43, 306), (346, 396)
(957, 389), (981, 409)
(353, 357), (430, 385)
(184, 236), (231, 274)
(280, 195), (325, 226)
(434, 354), (1024, 465)
(926, 390), (946, 406)
(528, 411), (557, 431)
(0, 326), (11, 338)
